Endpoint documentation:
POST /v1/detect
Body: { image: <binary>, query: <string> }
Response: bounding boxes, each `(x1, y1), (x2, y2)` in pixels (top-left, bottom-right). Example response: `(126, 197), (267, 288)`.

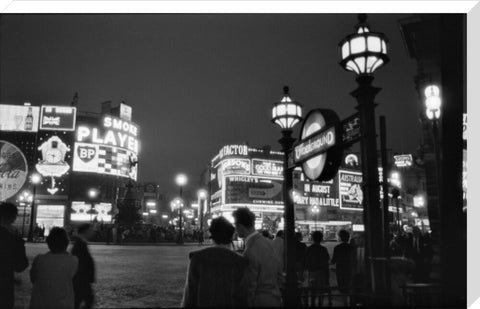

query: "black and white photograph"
(0, 2), (474, 308)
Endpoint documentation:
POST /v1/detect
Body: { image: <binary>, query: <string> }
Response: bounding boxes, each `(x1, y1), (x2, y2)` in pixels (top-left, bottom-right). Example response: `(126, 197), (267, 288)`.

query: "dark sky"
(0, 14), (420, 195)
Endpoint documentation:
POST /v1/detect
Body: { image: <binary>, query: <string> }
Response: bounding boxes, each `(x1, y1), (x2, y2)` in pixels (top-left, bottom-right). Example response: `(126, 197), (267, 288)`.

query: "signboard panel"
(120, 103), (132, 121)
(252, 159), (283, 178)
(294, 126), (336, 164)
(394, 154), (413, 168)
(0, 140), (28, 201)
(40, 106), (77, 131)
(73, 115), (139, 180)
(294, 177), (340, 208)
(0, 104), (40, 132)
(341, 113), (361, 145)
(71, 201), (112, 222)
(225, 175), (283, 205)
(339, 170), (363, 211)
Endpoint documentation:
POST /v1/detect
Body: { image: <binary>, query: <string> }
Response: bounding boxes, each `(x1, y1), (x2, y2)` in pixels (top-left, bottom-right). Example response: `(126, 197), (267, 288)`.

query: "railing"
(295, 286), (370, 308)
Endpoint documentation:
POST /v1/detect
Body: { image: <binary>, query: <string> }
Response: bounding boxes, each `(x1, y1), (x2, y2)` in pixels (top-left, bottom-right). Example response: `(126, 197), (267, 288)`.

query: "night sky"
(0, 14), (420, 195)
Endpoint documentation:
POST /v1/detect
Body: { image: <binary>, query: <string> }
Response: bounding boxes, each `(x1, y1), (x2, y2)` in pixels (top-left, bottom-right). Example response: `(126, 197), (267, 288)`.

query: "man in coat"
(182, 217), (248, 307)
(232, 207), (282, 307)
(0, 202), (29, 309)
(71, 223), (96, 309)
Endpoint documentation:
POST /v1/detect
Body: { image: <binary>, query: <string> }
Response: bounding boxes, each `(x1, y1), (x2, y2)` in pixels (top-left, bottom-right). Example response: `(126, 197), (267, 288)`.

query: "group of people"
(0, 202), (96, 309)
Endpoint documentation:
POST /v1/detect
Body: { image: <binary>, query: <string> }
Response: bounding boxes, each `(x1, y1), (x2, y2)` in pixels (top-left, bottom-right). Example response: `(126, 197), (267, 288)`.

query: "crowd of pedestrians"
(1, 202), (96, 309)
(1, 200), (435, 308)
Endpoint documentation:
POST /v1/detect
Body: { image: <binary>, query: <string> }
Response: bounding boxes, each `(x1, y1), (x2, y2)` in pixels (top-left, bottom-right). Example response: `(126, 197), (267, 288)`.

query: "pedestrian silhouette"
(0, 202), (29, 309)
(305, 231), (330, 291)
(71, 224), (96, 309)
(233, 207), (282, 307)
(331, 230), (355, 294)
(30, 227), (78, 309)
(182, 217), (248, 307)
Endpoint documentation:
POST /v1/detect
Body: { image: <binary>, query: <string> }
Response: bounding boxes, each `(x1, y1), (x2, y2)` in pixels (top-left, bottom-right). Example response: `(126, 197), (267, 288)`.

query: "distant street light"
(19, 191), (32, 238)
(271, 85), (302, 307)
(197, 189), (208, 232)
(27, 173), (41, 242)
(87, 188), (99, 222)
(311, 206), (320, 232)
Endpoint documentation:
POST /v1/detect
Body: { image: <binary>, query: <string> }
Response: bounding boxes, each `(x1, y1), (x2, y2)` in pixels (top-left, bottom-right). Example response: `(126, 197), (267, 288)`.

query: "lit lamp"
(19, 191), (32, 238)
(311, 205), (320, 232)
(171, 194), (185, 245)
(339, 14), (389, 300)
(27, 173), (42, 242)
(424, 85), (443, 211)
(197, 189), (208, 232)
(271, 85), (302, 307)
(87, 188), (99, 222)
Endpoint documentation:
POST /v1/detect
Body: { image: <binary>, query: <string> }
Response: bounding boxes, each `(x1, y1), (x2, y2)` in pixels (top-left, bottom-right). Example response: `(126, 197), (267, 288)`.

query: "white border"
(0, 1), (477, 14)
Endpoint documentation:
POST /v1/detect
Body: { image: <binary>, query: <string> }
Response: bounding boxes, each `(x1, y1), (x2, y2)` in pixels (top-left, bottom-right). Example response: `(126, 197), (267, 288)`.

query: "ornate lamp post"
(424, 84), (443, 189)
(339, 14), (389, 301)
(271, 85), (302, 307)
(197, 189), (208, 232)
(27, 173), (42, 242)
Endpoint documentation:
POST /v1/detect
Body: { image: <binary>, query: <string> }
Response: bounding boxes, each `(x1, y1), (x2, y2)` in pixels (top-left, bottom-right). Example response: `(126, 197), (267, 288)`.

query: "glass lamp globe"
(197, 189), (207, 199)
(271, 86), (303, 130)
(175, 174), (188, 186)
(339, 14), (389, 76)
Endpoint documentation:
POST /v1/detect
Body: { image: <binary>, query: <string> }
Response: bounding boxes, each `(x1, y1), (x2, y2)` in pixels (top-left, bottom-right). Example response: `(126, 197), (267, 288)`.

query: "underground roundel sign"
(294, 109), (342, 181)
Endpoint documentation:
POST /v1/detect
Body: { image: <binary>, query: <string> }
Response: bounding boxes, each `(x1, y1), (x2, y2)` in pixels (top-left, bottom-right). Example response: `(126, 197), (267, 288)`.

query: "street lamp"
(389, 171), (402, 234)
(197, 189), (208, 232)
(87, 188), (99, 222)
(171, 195), (185, 245)
(339, 14), (389, 301)
(19, 191), (32, 238)
(271, 85), (302, 307)
(311, 205), (320, 232)
(27, 173), (41, 242)
(175, 174), (188, 244)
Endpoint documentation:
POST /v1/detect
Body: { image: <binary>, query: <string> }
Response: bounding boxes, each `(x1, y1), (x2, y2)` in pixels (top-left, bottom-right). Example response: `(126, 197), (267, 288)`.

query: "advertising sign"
(36, 205), (65, 235)
(73, 115), (139, 180)
(40, 106), (77, 131)
(341, 113), (361, 146)
(0, 104), (40, 132)
(225, 176), (283, 205)
(120, 103), (132, 121)
(252, 159), (283, 178)
(71, 201), (112, 222)
(0, 140), (28, 201)
(394, 154), (413, 168)
(295, 177), (340, 208)
(339, 170), (363, 211)
(221, 158), (251, 175)
(36, 136), (71, 194)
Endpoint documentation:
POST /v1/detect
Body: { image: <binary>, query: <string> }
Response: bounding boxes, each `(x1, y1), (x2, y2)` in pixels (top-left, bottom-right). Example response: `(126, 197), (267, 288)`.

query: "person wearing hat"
(181, 216), (248, 307)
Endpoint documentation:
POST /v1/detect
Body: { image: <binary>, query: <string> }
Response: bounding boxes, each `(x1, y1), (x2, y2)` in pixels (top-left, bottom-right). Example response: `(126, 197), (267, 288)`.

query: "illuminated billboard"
(0, 140), (28, 201)
(225, 175), (283, 206)
(73, 115), (139, 180)
(40, 106), (77, 131)
(71, 201), (112, 222)
(252, 159), (283, 178)
(294, 175), (340, 208)
(339, 170), (363, 211)
(0, 104), (40, 132)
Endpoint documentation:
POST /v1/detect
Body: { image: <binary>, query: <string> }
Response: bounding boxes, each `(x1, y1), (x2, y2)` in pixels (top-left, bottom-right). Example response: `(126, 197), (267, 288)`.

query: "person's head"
(295, 232), (303, 242)
(261, 230), (271, 239)
(0, 202), (18, 227)
(208, 217), (235, 245)
(77, 223), (94, 240)
(338, 229), (350, 243)
(276, 230), (284, 239)
(232, 207), (255, 238)
(47, 227), (70, 253)
(312, 231), (324, 244)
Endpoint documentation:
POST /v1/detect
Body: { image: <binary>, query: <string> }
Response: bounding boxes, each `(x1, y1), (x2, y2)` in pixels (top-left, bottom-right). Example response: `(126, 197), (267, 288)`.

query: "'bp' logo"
(77, 146), (96, 162)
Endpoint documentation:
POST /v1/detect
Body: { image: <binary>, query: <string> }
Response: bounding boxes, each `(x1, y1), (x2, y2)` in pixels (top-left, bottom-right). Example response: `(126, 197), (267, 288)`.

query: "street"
(14, 242), (344, 308)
